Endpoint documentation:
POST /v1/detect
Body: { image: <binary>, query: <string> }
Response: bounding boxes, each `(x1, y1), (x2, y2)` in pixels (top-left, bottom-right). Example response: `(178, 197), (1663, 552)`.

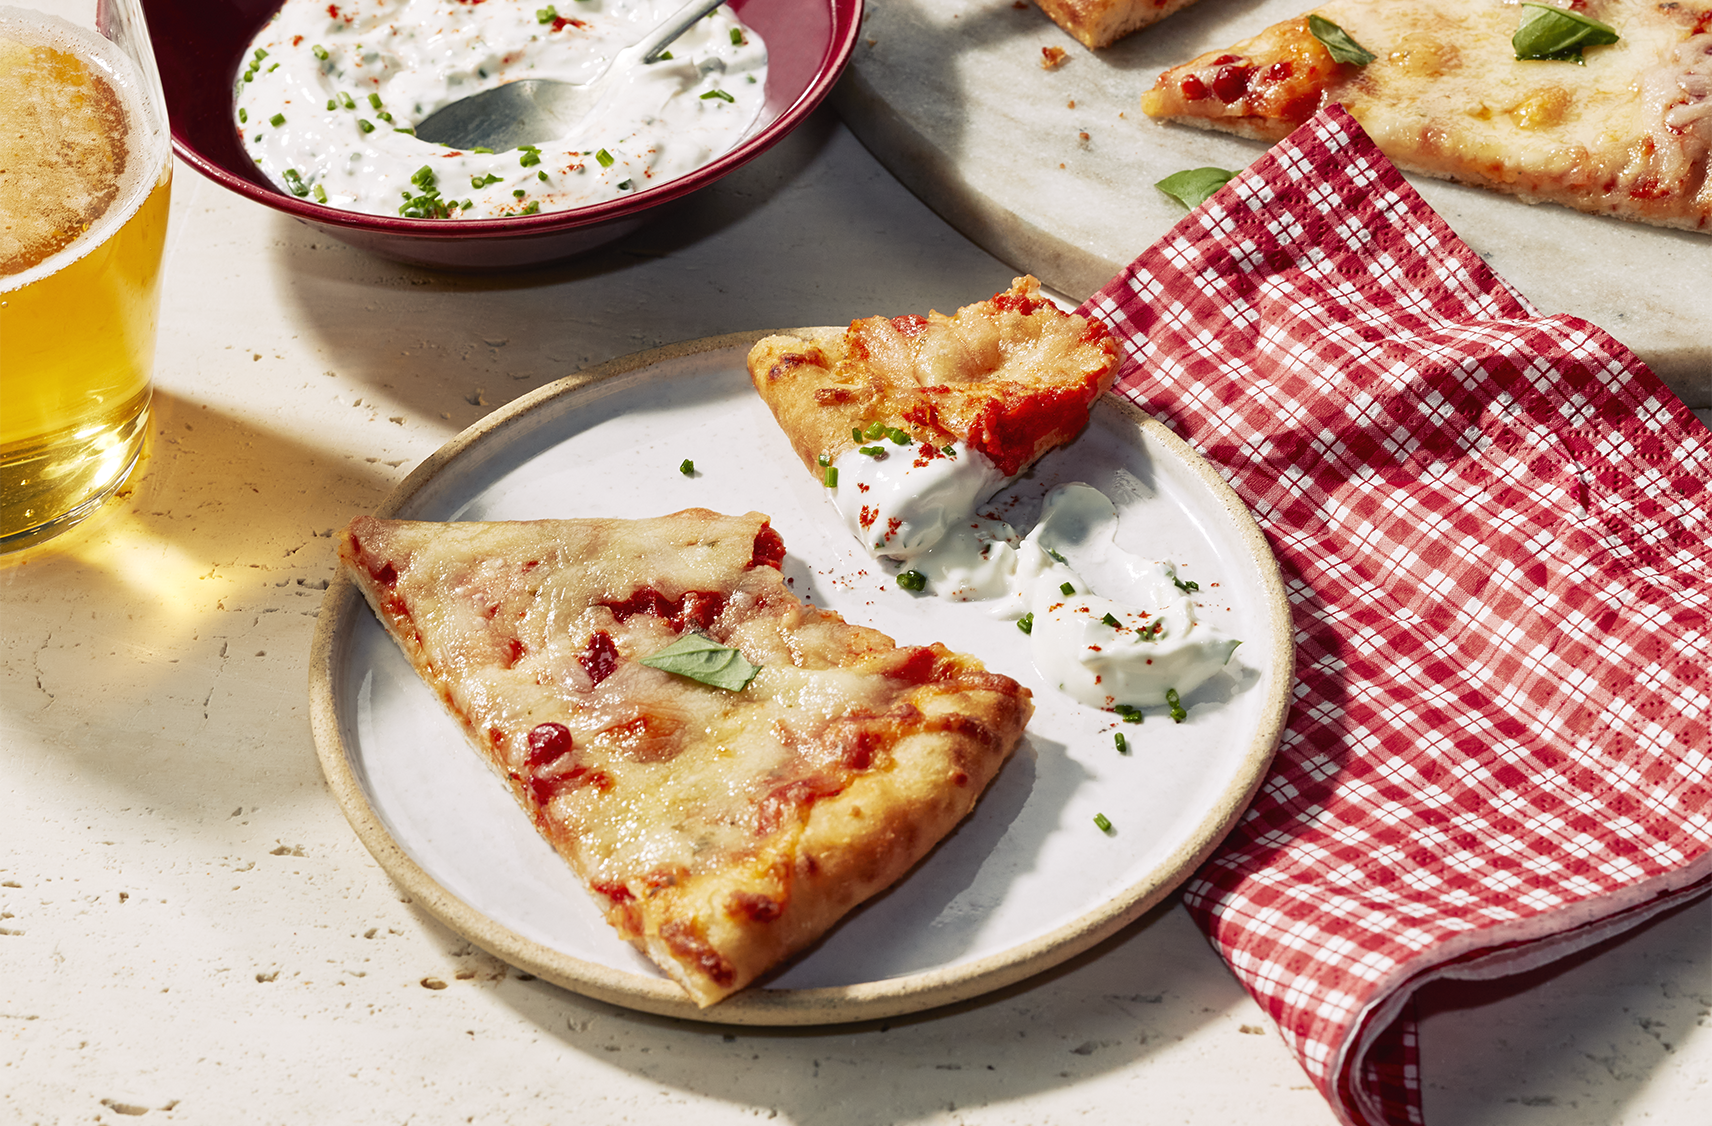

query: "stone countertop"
(1, 108), (1706, 1126)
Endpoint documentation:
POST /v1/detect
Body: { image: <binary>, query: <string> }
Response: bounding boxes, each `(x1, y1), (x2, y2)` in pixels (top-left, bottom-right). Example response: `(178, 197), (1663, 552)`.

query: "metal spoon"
(412, 0), (727, 152)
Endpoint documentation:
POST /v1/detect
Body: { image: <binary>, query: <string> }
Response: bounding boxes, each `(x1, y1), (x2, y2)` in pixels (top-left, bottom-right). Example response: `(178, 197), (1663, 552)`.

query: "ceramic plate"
(308, 332), (1293, 1025)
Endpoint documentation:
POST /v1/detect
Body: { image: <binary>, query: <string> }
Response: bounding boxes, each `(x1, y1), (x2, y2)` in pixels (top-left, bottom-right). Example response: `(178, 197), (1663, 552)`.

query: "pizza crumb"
(1041, 46), (1068, 70)
(1067, 99), (1075, 109)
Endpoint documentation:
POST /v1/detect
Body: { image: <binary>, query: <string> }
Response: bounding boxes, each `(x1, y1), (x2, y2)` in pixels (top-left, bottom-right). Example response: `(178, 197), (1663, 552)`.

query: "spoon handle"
(638, 0), (731, 63)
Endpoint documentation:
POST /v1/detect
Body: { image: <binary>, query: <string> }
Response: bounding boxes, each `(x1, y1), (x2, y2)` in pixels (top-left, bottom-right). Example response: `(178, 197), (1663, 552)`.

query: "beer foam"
(0, 8), (166, 286)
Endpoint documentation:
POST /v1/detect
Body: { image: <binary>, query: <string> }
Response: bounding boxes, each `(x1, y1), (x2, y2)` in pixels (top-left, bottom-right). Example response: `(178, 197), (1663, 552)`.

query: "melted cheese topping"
(1145, 0), (1712, 229)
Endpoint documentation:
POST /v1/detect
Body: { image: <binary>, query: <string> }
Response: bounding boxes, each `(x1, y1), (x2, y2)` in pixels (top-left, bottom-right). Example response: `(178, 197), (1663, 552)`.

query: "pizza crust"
(1032, 0), (1208, 49)
(747, 275), (1119, 481)
(339, 509), (1032, 1006)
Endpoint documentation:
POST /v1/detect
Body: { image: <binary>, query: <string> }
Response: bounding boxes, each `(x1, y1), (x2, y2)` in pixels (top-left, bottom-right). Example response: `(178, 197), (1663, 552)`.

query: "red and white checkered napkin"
(1078, 105), (1712, 1126)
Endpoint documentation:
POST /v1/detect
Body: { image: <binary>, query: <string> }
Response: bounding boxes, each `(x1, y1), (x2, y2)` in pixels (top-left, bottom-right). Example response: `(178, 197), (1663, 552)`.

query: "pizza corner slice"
(339, 509), (1032, 1006)
(1139, 0), (1712, 231)
(747, 276), (1120, 561)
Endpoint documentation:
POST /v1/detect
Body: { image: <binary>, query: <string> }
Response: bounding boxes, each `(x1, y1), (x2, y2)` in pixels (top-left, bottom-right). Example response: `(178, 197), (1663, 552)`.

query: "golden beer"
(0, 6), (170, 551)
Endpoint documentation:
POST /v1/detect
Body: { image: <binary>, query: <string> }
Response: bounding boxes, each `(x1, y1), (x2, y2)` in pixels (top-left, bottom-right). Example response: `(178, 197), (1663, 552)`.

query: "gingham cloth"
(1079, 106), (1712, 1126)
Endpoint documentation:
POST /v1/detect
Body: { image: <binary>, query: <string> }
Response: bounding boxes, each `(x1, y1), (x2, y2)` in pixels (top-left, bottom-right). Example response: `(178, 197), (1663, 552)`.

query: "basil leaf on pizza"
(1156, 167), (1237, 208)
(1513, 4), (1619, 63)
(640, 631), (760, 690)
(1307, 15), (1375, 66)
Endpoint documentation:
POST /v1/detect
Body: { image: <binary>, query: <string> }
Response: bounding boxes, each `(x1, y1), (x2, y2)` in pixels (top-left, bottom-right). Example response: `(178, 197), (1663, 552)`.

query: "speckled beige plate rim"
(308, 330), (1294, 1026)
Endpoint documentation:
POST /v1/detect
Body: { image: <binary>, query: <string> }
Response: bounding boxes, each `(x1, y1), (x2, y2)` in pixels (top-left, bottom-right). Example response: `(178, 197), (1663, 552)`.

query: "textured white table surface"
(2, 108), (1707, 1126)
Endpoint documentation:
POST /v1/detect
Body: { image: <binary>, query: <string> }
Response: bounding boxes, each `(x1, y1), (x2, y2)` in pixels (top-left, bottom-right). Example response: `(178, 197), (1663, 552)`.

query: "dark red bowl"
(145, 0), (862, 270)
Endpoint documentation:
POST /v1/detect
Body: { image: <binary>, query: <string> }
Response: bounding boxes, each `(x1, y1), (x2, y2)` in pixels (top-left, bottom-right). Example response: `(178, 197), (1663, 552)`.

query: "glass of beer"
(0, 0), (171, 552)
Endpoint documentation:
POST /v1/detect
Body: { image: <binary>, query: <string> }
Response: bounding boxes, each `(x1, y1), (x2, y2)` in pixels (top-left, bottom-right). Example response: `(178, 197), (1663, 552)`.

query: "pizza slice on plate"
(747, 276), (1119, 560)
(1139, 0), (1712, 231)
(339, 509), (1032, 1006)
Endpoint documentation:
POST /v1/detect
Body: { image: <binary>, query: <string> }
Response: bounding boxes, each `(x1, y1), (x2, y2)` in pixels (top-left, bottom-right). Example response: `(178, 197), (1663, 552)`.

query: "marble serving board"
(833, 0), (1711, 407)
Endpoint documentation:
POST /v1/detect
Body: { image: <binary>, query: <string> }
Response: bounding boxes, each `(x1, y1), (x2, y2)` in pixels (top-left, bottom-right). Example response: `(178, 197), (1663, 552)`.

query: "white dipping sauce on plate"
(235, 0), (766, 218)
(899, 482), (1242, 712)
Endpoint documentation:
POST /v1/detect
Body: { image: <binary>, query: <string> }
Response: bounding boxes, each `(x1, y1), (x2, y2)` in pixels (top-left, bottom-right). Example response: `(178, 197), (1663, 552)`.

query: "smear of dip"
(235, 0), (766, 218)
(908, 483), (1242, 712)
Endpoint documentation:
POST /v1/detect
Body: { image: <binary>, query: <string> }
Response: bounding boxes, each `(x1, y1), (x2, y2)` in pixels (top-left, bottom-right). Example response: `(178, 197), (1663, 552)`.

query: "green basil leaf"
(1513, 3), (1619, 63)
(1307, 15), (1376, 66)
(1155, 167), (1237, 209)
(640, 632), (760, 691)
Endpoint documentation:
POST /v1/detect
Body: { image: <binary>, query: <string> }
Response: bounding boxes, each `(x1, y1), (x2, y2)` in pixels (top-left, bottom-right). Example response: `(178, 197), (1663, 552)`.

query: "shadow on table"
(470, 891), (1276, 1122)
(258, 107), (1022, 432)
(0, 388), (396, 821)
(1417, 893), (1711, 1125)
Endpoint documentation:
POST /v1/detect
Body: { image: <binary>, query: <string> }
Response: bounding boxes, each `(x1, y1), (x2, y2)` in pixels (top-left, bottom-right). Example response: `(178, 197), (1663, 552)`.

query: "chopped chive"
(393, 127), (413, 135)
(471, 172), (502, 189)
(312, 184), (328, 203)
(887, 427), (911, 445)
(513, 189), (526, 198)
(617, 179), (633, 190)
(817, 453), (830, 467)
(654, 50), (673, 61)
(340, 91), (356, 109)
(376, 110), (393, 122)
(1094, 813), (1113, 833)
(1101, 612), (1121, 627)
(730, 28), (744, 45)
(253, 48), (268, 61)
(595, 148), (614, 167)
(357, 118), (374, 132)
(238, 108), (248, 123)
(700, 88), (735, 102)
(519, 144), (542, 167)
(897, 570), (927, 592)
(1059, 581), (1075, 597)
(536, 4), (557, 22)
(411, 165), (436, 190)
(865, 421), (886, 440)
(269, 112), (286, 127)
(1114, 732), (1128, 754)
(472, 146), (493, 154)
(522, 200), (540, 214)
(368, 92), (383, 109)
(941, 444), (956, 456)
(267, 62), (279, 72)
(460, 199), (473, 209)
(823, 466), (838, 488)
(1018, 612), (1033, 635)
(281, 168), (309, 197)
(312, 44), (329, 60)
(1046, 547), (1067, 563)
(1166, 688), (1187, 723)
(1172, 576), (1200, 593)
(325, 98), (336, 110)
(679, 459), (695, 476)
(1115, 704), (1143, 723)
(852, 427), (864, 444)
(242, 70), (255, 82)
(537, 170), (548, 181)
(858, 445), (887, 457)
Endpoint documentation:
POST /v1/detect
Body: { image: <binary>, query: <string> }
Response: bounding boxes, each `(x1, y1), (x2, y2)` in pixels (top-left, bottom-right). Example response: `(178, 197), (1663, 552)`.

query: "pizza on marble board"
(1139, 0), (1712, 231)
(338, 509), (1032, 1006)
(747, 275), (1119, 488)
(1031, 0), (1209, 50)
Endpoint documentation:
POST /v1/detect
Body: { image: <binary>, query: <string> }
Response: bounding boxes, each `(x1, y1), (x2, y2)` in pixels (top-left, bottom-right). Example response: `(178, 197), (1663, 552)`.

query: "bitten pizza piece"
(748, 276), (1118, 560)
(1140, 0), (1712, 231)
(1032, 0), (1208, 50)
(339, 509), (1031, 1006)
